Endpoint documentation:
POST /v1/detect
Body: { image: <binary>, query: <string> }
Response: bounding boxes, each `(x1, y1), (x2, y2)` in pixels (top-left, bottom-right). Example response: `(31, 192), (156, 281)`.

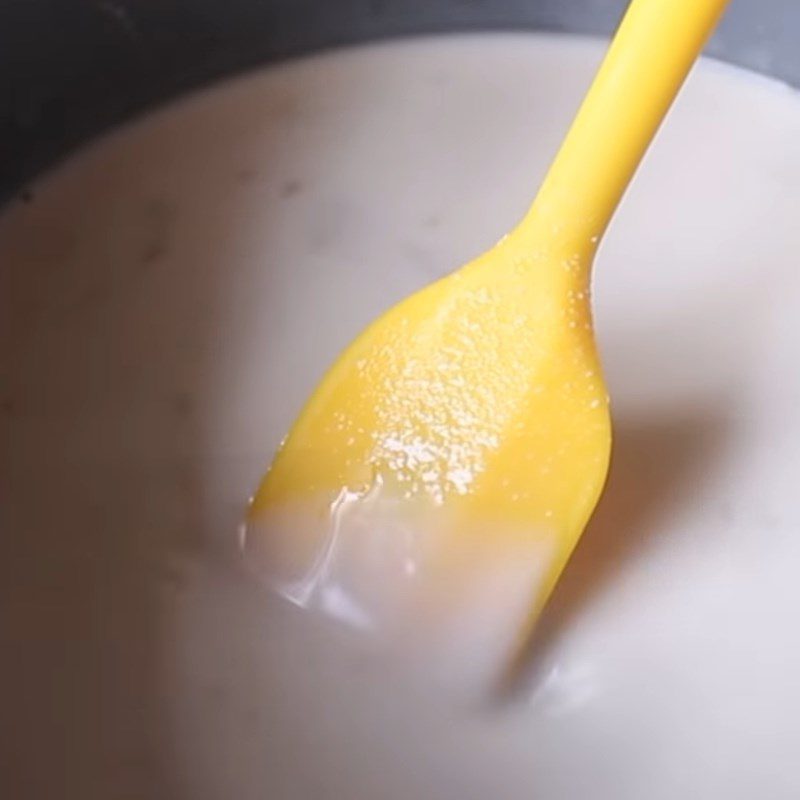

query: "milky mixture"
(4, 34), (800, 800)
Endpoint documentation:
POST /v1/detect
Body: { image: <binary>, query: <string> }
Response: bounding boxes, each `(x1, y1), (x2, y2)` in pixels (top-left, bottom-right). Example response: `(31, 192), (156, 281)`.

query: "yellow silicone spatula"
(248, 0), (729, 632)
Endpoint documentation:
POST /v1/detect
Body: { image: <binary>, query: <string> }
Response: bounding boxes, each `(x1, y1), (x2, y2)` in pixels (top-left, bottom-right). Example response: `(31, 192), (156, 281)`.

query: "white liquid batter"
(4, 33), (800, 800)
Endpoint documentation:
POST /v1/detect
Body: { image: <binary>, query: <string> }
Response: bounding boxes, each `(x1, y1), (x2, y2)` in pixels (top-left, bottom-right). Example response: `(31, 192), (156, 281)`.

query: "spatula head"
(247, 234), (611, 622)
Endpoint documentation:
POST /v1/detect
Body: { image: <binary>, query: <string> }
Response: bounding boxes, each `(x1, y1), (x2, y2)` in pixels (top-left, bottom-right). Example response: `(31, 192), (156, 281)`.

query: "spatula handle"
(520, 0), (730, 251)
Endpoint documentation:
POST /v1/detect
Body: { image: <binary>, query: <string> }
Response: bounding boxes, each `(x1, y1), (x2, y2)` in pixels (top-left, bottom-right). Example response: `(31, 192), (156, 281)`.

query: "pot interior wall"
(0, 0), (798, 202)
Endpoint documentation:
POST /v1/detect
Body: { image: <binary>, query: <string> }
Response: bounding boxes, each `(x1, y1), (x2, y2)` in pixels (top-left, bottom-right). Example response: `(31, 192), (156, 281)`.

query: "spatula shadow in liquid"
(502, 411), (729, 698)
